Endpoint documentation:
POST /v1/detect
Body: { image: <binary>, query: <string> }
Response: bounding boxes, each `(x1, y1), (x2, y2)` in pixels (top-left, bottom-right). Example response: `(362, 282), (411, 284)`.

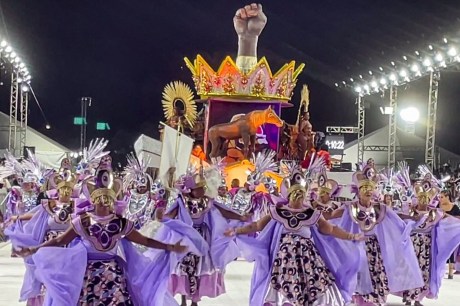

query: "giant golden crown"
(184, 55), (305, 101)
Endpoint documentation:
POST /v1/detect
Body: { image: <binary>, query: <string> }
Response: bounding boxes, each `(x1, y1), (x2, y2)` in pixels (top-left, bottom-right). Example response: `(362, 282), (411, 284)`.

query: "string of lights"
(335, 37), (460, 96)
(0, 38), (31, 83)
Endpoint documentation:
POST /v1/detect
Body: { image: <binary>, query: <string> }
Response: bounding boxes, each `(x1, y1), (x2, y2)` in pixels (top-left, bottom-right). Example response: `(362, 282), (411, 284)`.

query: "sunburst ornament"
(162, 81), (198, 129)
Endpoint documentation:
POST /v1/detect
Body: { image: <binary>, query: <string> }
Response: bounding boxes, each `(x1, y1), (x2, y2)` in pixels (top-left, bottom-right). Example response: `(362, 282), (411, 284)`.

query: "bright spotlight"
(380, 77), (387, 85)
(415, 50), (420, 56)
(403, 55), (408, 61)
(354, 86), (362, 93)
(448, 47), (457, 57)
(363, 84), (370, 91)
(21, 84), (29, 92)
(435, 53), (443, 62)
(411, 63), (420, 72)
(45, 124), (51, 130)
(369, 70), (373, 75)
(334, 83), (339, 87)
(423, 58), (432, 67)
(400, 69), (408, 77)
(400, 107), (420, 123)
(389, 73), (397, 81)
(0, 40), (7, 47)
(379, 66), (384, 71)
(428, 45), (433, 50)
(370, 81), (378, 88)
(350, 78), (354, 82)
(5, 45), (12, 53)
(359, 74), (363, 79)
(19, 63), (25, 68)
(391, 61), (395, 66)
(443, 37), (448, 44)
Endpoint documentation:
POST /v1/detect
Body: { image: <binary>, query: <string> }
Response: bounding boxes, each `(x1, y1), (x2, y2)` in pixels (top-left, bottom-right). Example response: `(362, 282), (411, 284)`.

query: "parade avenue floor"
(0, 242), (458, 305)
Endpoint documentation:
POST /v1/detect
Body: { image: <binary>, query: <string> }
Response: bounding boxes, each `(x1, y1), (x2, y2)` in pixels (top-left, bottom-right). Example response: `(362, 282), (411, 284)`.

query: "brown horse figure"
(208, 106), (284, 158)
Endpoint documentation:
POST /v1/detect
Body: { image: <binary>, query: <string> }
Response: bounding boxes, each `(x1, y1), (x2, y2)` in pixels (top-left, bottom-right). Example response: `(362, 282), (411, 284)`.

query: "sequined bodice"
(75, 214), (134, 252)
(183, 196), (211, 219)
(350, 201), (386, 233)
(126, 191), (153, 228)
(270, 205), (321, 231)
(230, 189), (253, 214)
(42, 200), (73, 225)
(22, 192), (38, 213)
(215, 194), (232, 207)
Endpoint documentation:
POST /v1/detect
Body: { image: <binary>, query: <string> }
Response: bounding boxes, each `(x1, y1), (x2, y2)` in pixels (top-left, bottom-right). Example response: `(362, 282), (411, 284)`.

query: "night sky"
(1, 0), (460, 159)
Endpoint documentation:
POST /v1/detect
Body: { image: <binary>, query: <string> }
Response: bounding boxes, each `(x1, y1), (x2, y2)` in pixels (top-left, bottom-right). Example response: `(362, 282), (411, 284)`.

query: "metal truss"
(425, 71), (440, 170)
(357, 96), (365, 164)
(8, 72), (19, 156)
(19, 89), (29, 155)
(326, 126), (358, 134)
(388, 86), (397, 168)
(364, 145), (425, 152)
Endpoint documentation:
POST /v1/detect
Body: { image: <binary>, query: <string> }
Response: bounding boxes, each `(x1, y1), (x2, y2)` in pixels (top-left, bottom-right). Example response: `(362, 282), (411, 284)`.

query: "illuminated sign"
(325, 135), (345, 155)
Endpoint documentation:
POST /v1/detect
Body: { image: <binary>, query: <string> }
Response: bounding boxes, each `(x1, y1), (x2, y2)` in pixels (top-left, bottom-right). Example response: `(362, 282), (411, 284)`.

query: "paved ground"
(0, 241), (458, 305)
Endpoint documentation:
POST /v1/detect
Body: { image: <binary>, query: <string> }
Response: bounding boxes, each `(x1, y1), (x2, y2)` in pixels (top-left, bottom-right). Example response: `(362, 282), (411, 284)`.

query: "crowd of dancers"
(1, 138), (460, 306)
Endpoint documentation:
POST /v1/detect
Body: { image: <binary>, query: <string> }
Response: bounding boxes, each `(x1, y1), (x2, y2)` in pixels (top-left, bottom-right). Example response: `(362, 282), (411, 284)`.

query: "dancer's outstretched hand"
(352, 233), (365, 242)
(170, 240), (187, 253)
(14, 246), (37, 257)
(240, 213), (253, 222)
(224, 228), (236, 237)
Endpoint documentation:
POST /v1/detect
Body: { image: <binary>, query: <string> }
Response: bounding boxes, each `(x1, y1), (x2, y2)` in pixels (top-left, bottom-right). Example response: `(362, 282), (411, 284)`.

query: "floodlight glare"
(423, 58), (432, 67)
(435, 53), (443, 62)
(448, 47), (457, 57)
(400, 107), (420, 123)
(411, 64), (419, 72)
(380, 77), (387, 85)
(5, 45), (12, 53)
(0, 40), (7, 47)
(400, 69), (408, 77)
(354, 86), (362, 93)
(371, 81), (378, 88)
(389, 73), (397, 81)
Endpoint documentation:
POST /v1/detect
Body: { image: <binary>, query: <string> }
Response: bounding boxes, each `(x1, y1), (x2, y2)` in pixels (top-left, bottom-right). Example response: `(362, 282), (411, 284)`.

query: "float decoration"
(184, 55), (304, 101)
(161, 81), (198, 132)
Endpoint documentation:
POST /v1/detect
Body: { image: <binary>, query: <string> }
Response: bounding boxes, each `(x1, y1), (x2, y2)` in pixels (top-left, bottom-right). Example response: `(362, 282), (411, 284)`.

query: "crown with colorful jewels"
(184, 55), (305, 101)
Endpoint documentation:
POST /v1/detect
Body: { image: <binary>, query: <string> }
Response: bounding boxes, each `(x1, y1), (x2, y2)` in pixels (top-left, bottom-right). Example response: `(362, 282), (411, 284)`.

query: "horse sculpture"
(208, 106), (284, 158)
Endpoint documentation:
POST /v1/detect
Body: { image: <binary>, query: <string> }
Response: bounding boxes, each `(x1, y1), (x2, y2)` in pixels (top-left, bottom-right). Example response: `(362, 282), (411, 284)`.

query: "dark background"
(1, 0), (460, 159)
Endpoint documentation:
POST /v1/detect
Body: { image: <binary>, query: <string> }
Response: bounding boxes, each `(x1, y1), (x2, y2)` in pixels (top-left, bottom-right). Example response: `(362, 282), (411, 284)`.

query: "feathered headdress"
(175, 163), (206, 194)
(21, 149), (54, 186)
(247, 150), (278, 188)
(417, 165), (443, 189)
(123, 153), (153, 191)
(76, 138), (110, 180)
(377, 168), (397, 196)
(304, 153), (326, 185)
(351, 164), (379, 195)
(0, 151), (25, 181)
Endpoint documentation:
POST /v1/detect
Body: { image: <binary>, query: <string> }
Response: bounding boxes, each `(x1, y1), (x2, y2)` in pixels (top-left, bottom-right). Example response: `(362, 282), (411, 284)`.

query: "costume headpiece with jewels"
(0, 151), (25, 182)
(304, 154), (326, 186)
(377, 168), (397, 196)
(416, 165), (443, 207)
(175, 163), (207, 194)
(86, 156), (123, 205)
(280, 161), (306, 198)
(351, 164), (379, 194)
(122, 153), (153, 191)
(76, 138), (110, 180)
(21, 149), (54, 187)
(246, 150), (278, 190)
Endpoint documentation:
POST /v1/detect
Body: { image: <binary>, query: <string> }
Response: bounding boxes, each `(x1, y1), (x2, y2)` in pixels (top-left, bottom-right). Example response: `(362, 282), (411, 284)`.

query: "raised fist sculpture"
(234, 3), (267, 72)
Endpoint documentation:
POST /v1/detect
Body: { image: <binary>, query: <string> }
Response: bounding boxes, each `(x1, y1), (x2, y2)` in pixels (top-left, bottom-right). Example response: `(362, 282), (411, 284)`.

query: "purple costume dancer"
(401, 182), (460, 305)
(6, 170), (78, 306)
(122, 153), (158, 229)
(226, 175), (364, 306)
(331, 165), (424, 306)
(16, 156), (188, 306)
(158, 165), (248, 306)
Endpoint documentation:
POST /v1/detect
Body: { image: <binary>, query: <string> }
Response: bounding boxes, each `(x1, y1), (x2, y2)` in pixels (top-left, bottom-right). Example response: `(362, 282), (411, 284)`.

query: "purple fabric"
(33, 243), (87, 306)
(121, 239), (179, 306)
(235, 219), (360, 305)
(145, 218), (209, 262)
(335, 204), (424, 293)
(429, 215), (460, 298)
(33, 238), (181, 306)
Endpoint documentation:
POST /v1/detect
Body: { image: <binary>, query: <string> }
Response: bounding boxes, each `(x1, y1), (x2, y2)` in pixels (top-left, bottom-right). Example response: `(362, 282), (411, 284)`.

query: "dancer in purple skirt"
(225, 170), (364, 306)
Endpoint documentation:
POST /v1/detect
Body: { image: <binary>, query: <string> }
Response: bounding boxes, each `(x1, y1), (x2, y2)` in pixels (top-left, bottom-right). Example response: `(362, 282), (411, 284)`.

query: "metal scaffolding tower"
(425, 71), (440, 171)
(8, 72), (19, 156)
(388, 86), (397, 168)
(357, 96), (365, 164)
(19, 88), (29, 155)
